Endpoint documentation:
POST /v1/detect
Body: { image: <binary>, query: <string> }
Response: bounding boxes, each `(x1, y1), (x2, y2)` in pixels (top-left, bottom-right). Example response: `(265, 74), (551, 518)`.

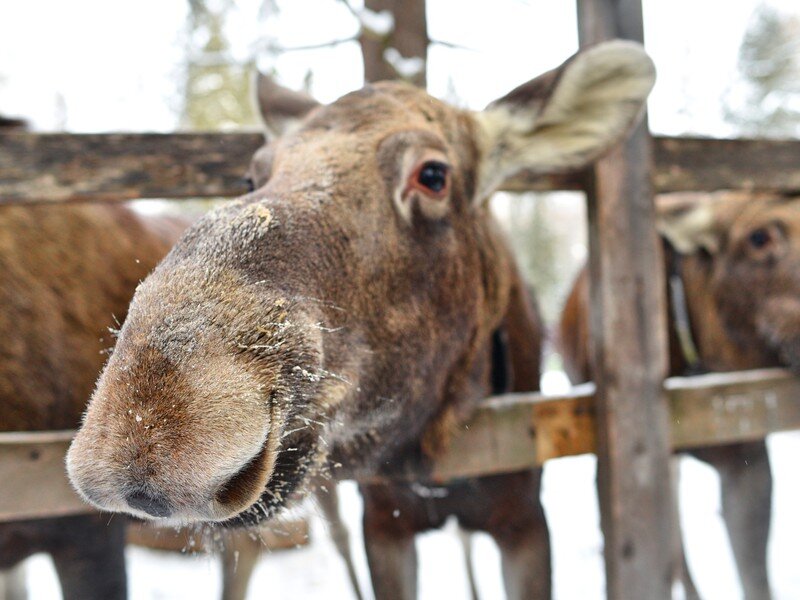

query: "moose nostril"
(125, 490), (173, 518)
(215, 441), (272, 513)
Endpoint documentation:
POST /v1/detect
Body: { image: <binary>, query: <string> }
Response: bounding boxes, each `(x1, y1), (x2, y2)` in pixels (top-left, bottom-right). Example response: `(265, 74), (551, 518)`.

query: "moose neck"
(672, 249), (780, 375)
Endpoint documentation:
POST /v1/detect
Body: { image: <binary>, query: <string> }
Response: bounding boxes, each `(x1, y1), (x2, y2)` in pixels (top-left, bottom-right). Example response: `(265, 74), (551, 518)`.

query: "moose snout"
(66, 344), (283, 523)
(67, 407), (278, 522)
(125, 489), (173, 518)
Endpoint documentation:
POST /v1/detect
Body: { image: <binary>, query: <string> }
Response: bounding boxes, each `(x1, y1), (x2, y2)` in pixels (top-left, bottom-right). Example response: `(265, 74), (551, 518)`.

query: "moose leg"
(0, 563), (28, 600)
(50, 515), (127, 600)
(492, 500), (551, 600)
(361, 484), (430, 600)
(315, 484), (364, 600)
(457, 527), (479, 600)
(458, 471), (551, 600)
(220, 530), (261, 600)
(671, 457), (700, 600)
(692, 441), (773, 600)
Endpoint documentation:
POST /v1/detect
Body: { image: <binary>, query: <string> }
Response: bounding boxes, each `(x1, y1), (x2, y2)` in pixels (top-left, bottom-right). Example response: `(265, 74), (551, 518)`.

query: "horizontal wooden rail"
(3, 134), (800, 204)
(2, 368), (799, 521)
(338, 367), (800, 480)
(506, 137), (800, 195)
(127, 518), (310, 552)
(0, 132), (264, 204)
(0, 430), (86, 521)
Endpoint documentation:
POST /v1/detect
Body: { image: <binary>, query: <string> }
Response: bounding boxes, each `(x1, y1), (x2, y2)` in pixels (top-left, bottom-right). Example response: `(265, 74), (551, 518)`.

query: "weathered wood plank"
(0, 132), (264, 204)
(505, 137), (800, 194)
(3, 134), (800, 204)
(2, 369), (799, 521)
(126, 518), (310, 553)
(399, 368), (800, 480)
(650, 137), (800, 194)
(423, 385), (596, 482)
(577, 2), (675, 598)
(669, 369), (800, 449)
(0, 430), (87, 521)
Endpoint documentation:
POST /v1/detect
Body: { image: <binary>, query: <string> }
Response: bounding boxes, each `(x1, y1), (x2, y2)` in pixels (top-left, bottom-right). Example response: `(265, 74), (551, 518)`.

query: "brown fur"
(557, 191), (792, 599)
(559, 192), (800, 381)
(0, 203), (185, 599)
(67, 42), (655, 599)
(70, 83), (516, 522)
(360, 272), (550, 599)
(0, 205), (183, 430)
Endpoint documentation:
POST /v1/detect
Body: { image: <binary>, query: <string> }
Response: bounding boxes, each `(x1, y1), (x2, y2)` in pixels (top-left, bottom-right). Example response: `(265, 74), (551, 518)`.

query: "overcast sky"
(0, 0), (797, 136)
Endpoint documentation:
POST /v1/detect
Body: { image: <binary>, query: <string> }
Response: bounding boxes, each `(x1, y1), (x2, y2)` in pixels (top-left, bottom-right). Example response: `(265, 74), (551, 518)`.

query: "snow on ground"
(24, 432), (800, 599)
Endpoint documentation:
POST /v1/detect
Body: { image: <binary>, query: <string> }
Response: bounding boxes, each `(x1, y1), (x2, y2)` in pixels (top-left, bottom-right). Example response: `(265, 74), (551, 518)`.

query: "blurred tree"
(180, 0), (260, 130)
(503, 196), (558, 317)
(496, 193), (583, 326)
(724, 4), (800, 138)
(177, 0), (267, 213)
(355, 0), (428, 87)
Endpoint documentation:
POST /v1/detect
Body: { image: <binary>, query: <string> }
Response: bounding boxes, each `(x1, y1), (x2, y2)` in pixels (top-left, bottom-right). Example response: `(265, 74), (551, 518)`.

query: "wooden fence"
(5, 367), (800, 517)
(3, 134), (800, 204)
(2, 1), (800, 597)
(3, 129), (800, 583)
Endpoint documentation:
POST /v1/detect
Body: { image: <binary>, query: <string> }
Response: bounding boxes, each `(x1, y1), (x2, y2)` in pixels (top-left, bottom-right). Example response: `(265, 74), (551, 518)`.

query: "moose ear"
(474, 40), (655, 200)
(657, 191), (766, 254)
(656, 193), (726, 254)
(256, 72), (320, 137)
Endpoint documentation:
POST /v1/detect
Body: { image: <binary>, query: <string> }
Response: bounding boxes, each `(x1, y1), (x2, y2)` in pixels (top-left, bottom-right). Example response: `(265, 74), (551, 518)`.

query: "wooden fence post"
(576, 1), (675, 598)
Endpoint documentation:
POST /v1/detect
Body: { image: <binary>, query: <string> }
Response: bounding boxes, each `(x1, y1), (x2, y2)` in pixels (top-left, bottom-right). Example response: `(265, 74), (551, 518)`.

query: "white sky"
(1, 0), (798, 136)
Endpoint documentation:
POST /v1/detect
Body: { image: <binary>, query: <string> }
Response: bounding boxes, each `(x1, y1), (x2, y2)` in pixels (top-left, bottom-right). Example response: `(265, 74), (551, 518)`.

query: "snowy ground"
(21, 431), (800, 600)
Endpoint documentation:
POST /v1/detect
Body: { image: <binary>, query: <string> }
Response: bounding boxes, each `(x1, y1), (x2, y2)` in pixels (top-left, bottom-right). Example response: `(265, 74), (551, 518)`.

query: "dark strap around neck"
(491, 327), (511, 395)
(666, 244), (706, 376)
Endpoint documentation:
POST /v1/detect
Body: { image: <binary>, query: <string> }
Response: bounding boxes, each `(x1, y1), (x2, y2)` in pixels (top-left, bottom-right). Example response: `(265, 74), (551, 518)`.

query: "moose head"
(658, 192), (800, 373)
(67, 41), (655, 524)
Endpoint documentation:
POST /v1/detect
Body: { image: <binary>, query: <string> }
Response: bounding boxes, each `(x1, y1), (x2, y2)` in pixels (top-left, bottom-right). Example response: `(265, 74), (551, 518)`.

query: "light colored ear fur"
(474, 40), (656, 200)
(656, 193), (725, 254)
(256, 72), (320, 137)
(657, 191), (770, 254)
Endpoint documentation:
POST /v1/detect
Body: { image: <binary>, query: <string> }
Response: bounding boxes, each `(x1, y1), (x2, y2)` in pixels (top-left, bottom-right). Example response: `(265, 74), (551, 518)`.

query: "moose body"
(557, 191), (797, 600)
(357, 277), (549, 598)
(67, 41), (656, 599)
(0, 203), (184, 599)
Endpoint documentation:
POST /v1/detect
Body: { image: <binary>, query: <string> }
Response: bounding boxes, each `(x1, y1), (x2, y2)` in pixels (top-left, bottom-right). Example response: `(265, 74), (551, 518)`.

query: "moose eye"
(416, 161), (449, 194)
(749, 228), (771, 249)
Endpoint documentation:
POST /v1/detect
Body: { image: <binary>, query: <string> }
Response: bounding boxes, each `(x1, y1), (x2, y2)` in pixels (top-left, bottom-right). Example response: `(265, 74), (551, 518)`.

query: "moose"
(67, 41), (656, 599)
(0, 196), (185, 598)
(0, 122), (355, 600)
(558, 191), (793, 600)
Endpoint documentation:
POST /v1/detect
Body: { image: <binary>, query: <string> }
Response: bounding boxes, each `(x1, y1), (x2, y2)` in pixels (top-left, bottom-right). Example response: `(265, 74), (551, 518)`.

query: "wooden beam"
(3, 134), (800, 204)
(0, 430), (87, 521)
(649, 136), (800, 194)
(0, 132), (263, 204)
(381, 368), (800, 478)
(576, 1), (674, 598)
(423, 385), (597, 482)
(504, 136), (800, 194)
(126, 518), (310, 553)
(2, 369), (799, 521)
(668, 369), (800, 448)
